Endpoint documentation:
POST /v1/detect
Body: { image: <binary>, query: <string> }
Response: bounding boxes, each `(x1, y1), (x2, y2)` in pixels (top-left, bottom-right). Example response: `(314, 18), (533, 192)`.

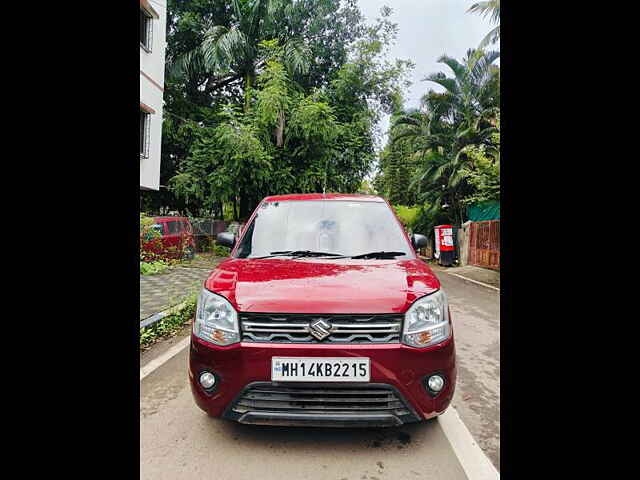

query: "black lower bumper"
(237, 411), (404, 427)
(223, 381), (421, 427)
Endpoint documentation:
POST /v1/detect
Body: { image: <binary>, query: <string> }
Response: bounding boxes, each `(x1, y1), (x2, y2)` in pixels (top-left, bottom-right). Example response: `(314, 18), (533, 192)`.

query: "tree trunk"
(275, 110), (285, 147)
(204, 73), (242, 94)
(239, 193), (250, 220)
(218, 201), (224, 220)
(454, 195), (464, 226)
(244, 72), (253, 113)
(237, 69), (258, 218)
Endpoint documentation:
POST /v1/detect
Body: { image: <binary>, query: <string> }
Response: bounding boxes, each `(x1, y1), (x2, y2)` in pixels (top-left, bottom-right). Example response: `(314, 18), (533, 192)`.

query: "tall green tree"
(147, 0), (395, 217)
(418, 48), (499, 183)
(175, 0), (310, 112)
(460, 112), (500, 205)
(383, 49), (499, 226)
(165, 4), (412, 218)
(375, 107), (421, 205)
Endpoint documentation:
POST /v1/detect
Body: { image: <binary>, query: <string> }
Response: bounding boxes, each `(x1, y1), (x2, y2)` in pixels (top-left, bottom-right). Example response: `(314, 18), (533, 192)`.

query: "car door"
(162, 220), (183, 258)
(182, 219), (195, 248)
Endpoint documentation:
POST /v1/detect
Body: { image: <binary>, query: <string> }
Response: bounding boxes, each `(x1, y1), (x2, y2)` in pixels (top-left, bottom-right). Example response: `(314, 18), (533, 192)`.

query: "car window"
(143, 224), (164, 241)
(166, 221), (181, 234)
(235, 200), (412, 259)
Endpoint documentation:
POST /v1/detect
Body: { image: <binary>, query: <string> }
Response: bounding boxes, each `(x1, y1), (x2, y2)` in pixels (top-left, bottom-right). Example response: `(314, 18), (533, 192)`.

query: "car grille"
(239, 313), (402, 343)
(229, 383), (415, 419)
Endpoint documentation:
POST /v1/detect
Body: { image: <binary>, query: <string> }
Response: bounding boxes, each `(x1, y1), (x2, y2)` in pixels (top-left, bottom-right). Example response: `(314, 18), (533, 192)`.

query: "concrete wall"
(458, 221), (472, 266)
(140, 0), (167, 191)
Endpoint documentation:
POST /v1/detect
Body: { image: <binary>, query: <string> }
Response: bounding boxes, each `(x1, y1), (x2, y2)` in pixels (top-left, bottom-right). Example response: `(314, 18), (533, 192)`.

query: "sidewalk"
(140, 254), (225, 321)
(429, 262), (500, 289)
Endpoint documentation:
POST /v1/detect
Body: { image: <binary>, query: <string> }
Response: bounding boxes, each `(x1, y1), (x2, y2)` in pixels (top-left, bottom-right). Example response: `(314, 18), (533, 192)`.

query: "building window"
(140, 110), (151, 158)
(140, 9), (153, 51)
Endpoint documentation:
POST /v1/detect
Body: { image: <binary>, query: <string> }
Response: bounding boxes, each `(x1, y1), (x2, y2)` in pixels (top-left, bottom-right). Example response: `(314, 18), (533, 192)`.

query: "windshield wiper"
(348, 251), (407, 259)
(252, 250), (345, 259)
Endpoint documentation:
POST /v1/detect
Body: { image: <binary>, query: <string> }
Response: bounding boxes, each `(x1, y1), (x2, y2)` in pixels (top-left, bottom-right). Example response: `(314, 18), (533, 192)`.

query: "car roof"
(261, 193), (385, 203)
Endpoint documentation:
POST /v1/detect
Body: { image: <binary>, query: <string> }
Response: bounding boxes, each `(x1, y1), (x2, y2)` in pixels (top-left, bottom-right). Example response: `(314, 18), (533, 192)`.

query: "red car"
(143, 216), (195, 260)
(189, 194), (455, 427)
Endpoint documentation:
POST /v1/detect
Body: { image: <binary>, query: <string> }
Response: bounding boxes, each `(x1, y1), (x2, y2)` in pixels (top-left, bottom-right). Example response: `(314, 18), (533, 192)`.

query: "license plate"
(271, 357), (370, 382)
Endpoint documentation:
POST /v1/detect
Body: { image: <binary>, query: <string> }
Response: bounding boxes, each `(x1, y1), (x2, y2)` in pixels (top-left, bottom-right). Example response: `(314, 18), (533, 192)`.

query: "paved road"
(435, 268), (500, 469)
(140, 266), (499, 479)
(140, 256), (223, 320)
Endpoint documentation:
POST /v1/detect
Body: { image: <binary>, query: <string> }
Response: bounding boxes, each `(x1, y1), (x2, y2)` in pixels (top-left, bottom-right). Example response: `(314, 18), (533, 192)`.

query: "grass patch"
(140, 293), (197, 350)
(140, 255), (199, 275)
(140, 260), (170, 275)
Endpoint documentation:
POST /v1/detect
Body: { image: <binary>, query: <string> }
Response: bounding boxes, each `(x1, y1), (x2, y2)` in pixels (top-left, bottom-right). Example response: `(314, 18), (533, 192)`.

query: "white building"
(140, 0), (166, 191)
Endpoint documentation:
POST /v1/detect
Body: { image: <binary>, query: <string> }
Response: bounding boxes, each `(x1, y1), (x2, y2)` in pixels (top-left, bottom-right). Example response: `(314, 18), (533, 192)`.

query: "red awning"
(140, 0), (159, 19)
(140, 102), (156, 114)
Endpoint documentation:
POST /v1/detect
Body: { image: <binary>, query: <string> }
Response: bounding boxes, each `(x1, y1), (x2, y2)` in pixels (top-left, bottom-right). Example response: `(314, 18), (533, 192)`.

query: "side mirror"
(216, 232), (236, 248)
(412, 233), (428, 249)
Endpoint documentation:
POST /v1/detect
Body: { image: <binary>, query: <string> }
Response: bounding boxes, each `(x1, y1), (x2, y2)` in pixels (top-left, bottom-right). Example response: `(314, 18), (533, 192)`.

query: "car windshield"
(235, 200), (413, 259)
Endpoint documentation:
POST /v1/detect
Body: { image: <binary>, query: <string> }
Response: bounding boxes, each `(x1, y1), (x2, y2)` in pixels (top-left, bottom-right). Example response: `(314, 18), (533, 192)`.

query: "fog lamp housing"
(199, 371), (217, 390)
(425, 374), (445, 396)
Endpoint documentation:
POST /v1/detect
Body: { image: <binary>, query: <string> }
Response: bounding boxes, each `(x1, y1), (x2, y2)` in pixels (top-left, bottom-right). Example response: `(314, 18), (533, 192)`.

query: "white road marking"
(140, 336), (190, 381)
(444, 272), (500, 292)
(439, 407), (500, 479)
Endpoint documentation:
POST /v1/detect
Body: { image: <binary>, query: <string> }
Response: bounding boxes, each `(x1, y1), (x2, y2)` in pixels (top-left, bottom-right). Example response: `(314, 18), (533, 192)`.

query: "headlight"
(193, 289), (240, 346)
(402, 290), (450, 348)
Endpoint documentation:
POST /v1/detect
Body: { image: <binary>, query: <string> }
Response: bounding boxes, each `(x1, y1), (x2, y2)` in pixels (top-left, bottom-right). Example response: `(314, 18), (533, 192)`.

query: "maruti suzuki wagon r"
(189, 194), (456, 427)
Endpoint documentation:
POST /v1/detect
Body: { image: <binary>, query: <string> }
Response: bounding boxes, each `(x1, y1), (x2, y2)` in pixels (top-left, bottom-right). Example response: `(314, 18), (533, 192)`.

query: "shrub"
(140, 213), (164, 262)
(393, 205), (421, 232)
(212, 243), (231, 257)
(140, 260), (169, 275)
(412, 204), (454, 240)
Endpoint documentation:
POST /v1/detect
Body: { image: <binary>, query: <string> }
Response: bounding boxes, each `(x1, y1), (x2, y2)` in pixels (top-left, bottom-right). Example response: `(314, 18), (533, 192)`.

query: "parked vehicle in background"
(143, 216), (195, 260)
(225, 222), (244, 237)
(191, 219), (229, 252)
(190, 193), (455, 427)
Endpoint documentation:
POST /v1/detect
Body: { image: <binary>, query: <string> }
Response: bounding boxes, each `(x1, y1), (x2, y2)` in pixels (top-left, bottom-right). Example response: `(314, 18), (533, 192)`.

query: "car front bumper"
(189, 334), (456, 427)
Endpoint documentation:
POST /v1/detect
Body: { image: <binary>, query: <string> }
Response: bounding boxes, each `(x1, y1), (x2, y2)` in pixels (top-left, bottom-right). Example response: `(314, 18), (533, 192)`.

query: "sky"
(356, 0), (496, 146)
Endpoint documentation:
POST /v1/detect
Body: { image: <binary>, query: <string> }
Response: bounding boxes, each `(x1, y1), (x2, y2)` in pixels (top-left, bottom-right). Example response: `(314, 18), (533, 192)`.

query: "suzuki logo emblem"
(309, 319), (332, 340)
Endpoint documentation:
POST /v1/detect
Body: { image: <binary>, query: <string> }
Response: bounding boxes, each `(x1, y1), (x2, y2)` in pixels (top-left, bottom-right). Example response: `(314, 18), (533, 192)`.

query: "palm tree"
(390, 49), (500, 224)
(468, 0), (500, 48)
(391, 97), (454, 157)
(413, 48), (499, 169)
(424, 49), (499, 127)
(170, 0), (309, 112)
